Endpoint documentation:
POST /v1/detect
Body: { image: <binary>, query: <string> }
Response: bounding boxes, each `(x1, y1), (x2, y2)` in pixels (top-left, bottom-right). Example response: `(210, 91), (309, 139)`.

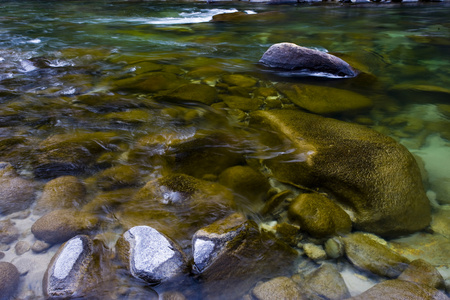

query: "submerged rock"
(0, 219), (19, 244)
(288, 193), (352, 239)
(192, 213), (298, 299)
(218, 165), (270, 202)
(350, 279), (448, 300)
(343, 232), (410, 278)
(249, 109), (431, 237)
(0, 162), (36, 215)
(34, 176), (86, 214)
(398, 259), (446, 290)
(277, 83), (372, 114)
(0, 262), (20, 300)
(259, 43), (357, 77)
(120, 174), (236, 243)
(31, 209), (99, 244)
(33, 131), (120, 179)
(156, 83), (217, 105)
(302, 263), (351, 300)
(116, 225), (188, 285)
(251, 276), (305, 300)
(43, 235), (109, 299)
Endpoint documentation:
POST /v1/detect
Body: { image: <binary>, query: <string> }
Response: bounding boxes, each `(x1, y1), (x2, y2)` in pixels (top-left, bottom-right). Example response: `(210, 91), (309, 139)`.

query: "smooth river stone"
(117, 225), (187, 285)
(43, 235), (94, 299)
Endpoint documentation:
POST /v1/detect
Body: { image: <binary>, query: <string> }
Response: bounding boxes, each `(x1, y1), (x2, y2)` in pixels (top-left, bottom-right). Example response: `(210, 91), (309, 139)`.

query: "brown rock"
(398, 259), (446, 290)
(288, 193), (352, 239)
(31, 209), (99, 244)
(343, 232), (410, 278)
(34, 176), (86, 214)
(0, 262), (20, 300)
(350, 279), (448, 300)
(252, 276), (306, 300)
(250, 109), (431, 237)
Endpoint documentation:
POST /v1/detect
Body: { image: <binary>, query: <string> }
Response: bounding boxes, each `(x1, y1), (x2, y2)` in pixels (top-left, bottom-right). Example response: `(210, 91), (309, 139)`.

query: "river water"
(0, 0), (449, 299)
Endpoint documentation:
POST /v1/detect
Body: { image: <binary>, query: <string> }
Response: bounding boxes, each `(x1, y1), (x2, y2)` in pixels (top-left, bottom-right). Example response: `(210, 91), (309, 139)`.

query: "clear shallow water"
(0, 0), (449, 299)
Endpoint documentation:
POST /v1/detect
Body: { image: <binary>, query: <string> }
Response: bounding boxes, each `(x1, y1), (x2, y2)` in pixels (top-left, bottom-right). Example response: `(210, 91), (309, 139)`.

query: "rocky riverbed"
(1, 2), (450, 299)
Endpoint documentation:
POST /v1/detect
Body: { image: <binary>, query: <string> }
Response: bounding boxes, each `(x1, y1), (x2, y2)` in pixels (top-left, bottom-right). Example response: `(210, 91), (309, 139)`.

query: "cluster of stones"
(0, 39), (449, 299)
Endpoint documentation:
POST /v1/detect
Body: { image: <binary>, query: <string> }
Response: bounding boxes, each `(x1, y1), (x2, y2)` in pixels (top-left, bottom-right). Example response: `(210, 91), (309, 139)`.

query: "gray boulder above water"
(116, 225), (188, 285)
(259, 42), (357, 77)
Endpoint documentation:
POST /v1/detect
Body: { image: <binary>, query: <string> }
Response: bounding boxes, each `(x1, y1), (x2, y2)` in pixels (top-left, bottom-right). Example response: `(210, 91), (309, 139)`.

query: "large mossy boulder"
(192, 213), (298, 299)
(259, 43), (357, 77)
(249, 109), (431, 237)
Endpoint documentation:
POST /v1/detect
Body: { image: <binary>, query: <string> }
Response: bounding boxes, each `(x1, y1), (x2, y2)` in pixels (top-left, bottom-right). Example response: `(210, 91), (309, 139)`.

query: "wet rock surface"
(34, 175), (86, 214)
(0, 162), (36, 216)
(343, 232), (410, 278)
(259, 42), (357, 77)
(251, 276), (306, 300)
(288, 193), (352, 239)
(31, 209), (99, 244)
(250, 109), (431, 238)
(0, 219), (20, 244)
(0, 262), (20, 300)
(116, 225), (188, 285)
(302, 263), (351, 300)
(398, 259), (446, 290)
(192, 213), (298, 299)
(350, 279), (449, 300)
(43, 235), (110, 299)
(119, 173), (236, 243)
(277, 83), (372, 114)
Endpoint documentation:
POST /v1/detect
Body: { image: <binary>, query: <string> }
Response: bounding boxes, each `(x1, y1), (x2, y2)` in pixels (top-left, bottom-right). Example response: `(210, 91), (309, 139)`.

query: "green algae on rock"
(249, 109), (431, 238)
(34, 176), (87, 215)
(288, 193), (352, 239)
(31, 209), (99, 244)
(218, 165), (270, 203)
(277, 83), (373, 114)
(118, 174), (236, 244)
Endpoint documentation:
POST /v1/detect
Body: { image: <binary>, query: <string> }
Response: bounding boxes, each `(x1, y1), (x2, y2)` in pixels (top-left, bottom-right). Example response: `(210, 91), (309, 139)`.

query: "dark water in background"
(0, 0), (449, 298)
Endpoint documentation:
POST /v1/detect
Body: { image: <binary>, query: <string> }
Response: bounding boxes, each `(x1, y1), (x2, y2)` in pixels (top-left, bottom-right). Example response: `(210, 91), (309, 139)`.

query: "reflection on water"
(0, 0), (449, 299)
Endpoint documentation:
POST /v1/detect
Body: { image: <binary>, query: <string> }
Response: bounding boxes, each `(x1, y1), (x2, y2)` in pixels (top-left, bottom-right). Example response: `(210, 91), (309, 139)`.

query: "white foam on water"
(79, 8), (239, 25)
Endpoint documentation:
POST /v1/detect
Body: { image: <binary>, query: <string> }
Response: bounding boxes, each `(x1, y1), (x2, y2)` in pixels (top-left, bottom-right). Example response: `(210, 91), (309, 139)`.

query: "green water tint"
(0, 0), (449, 299)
